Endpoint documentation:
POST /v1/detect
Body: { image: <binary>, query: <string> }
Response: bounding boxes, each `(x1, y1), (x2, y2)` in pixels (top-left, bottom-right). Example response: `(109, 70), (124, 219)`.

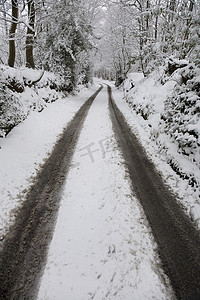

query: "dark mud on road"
(0, 86), (102, 300)
(108, 86), (200, 299)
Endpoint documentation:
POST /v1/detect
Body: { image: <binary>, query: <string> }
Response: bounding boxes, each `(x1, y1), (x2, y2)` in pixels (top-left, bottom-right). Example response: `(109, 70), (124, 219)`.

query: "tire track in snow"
(0, 86), (102, 299)
(38, 86), (173, 300)
(108, 85), (200, 299)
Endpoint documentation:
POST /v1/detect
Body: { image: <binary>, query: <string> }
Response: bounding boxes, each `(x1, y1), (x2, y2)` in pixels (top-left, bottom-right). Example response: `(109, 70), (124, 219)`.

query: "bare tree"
(8, 0), (18, 67)
(1, 0), (9, 35)
(26, 0), (35, 68)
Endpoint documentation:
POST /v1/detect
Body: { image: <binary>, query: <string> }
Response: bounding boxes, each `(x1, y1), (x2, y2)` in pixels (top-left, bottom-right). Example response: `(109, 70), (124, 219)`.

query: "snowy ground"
(38, 87), (173, 299)
(1, 74), (197, 298)
(0, 85), (97, 239)
(110, 74), (200, 229)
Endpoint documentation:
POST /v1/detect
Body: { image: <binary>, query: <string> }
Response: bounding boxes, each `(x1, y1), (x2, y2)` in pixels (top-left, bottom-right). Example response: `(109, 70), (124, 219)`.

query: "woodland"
(0, 0), (199, 85)
(0, 0), (199, 136)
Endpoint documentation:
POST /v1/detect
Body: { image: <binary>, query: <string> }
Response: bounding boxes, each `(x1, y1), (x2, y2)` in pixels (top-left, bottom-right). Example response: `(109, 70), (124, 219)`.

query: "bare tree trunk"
(183, 0), (194, 41)
(181, 0), (195, 58)
(154, 17), (158, 40)
(154, 0), (161, 40)
(169, 0), (176, 22)
(2, 2), (8, 35)
(146, 0), (150, 34)
(138, 17), (146, 76)
(26, 0), (35, 68)
(8, 0), (18, 67)
(189, 0), (194, 12)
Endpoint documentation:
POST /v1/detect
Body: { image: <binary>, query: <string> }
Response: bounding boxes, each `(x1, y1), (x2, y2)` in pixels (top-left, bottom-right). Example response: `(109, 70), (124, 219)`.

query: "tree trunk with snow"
(26, 0), (35, 69)
(8, 0), (18, 67)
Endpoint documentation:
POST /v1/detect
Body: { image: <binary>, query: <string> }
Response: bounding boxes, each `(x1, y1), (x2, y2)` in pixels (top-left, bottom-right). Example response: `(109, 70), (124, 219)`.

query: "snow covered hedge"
(124, 58), (200, 198)
(0, 66), (68, 137)
(162, 60), (200, 167)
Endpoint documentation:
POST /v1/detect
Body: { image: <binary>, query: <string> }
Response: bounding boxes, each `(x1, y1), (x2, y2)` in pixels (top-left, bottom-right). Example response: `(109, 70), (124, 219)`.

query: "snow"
(124, 69), (176, 124)
(0, 66), (68, 138)
(111, 72), (200, 229)
(1, 70), (199, 298)
(38, 87), (173, 299)
(0, 85), (98, 239)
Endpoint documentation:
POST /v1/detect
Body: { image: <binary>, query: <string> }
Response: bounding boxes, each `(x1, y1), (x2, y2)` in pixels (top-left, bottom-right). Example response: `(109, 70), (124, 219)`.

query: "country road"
(0, 85), (200, 299)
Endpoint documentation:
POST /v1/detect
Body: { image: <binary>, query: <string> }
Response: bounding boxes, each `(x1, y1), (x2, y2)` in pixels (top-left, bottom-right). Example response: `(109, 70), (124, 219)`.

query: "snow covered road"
(1, 83), (199, 299)
(38, 87), (173, 299)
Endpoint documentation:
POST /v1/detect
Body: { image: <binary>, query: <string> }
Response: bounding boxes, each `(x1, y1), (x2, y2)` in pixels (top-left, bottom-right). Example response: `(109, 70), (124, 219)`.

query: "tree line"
(0, 0), (200, 87)
(94, 0), (200, 84)
(0, 0), (99, 89)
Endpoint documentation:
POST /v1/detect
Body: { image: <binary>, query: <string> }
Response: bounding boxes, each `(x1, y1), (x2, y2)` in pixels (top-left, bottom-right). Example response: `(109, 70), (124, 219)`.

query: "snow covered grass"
(0, 83), (99, 240)
(38, 88), (174, 300)
(111, 65), (200, 229)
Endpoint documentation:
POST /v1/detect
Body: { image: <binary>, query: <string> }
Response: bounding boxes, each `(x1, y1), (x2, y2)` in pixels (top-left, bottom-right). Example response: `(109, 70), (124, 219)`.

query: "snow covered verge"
(113, 58), (200, 229)
(0, 65), (74, 138)
(0, 81), (98, 241)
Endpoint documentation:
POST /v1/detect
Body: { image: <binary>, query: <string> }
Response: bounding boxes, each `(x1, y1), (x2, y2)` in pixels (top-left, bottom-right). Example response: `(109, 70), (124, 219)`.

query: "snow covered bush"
(123, 58), (200, 201)
(0, 84), (24, 137)
(0, 65), (68, 137)
(123, 69), (169, 123)
(162, 61), (200, 167)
